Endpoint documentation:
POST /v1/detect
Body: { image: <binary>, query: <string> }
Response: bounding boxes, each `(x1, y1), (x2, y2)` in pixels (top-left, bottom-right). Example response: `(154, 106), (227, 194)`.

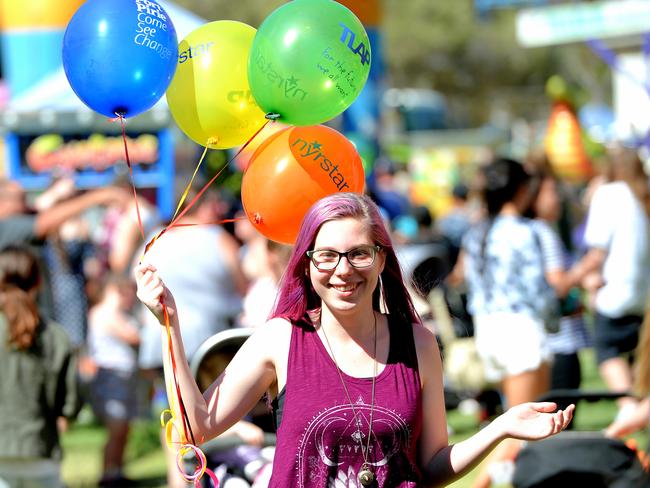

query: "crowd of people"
(0, 143), (648, 487)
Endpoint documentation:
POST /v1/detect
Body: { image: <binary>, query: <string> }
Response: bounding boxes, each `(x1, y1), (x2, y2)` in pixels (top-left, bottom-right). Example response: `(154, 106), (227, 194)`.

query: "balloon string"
(116, 114), (145, 240)
(162, 303), (219, 487)
(171, 140), (215, 222)
(165, 218), (243, 229)
(168, 120), (270, 229)
(141, 160), (230, 257)
(159, 302), (223, 487)
(140, 122), (270, 488)
(163, 302), (196, 447)
(112, 115), (193, 442)
(143, 120), (271, 256)
(141, 218), (243, 258)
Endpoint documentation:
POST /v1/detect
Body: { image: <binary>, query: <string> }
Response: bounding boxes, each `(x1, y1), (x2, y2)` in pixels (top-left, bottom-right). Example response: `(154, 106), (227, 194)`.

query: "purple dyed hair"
(271, 192), (421, 327)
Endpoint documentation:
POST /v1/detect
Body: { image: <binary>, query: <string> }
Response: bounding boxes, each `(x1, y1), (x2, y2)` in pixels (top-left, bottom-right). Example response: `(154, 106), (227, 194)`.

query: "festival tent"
(1, 0), (204, 133)
(0, 1), (205, 219)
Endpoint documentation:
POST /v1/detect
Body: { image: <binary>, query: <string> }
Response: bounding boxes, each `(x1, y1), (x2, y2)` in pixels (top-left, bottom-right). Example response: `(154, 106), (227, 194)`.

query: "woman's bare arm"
(135, 262), (288, 444)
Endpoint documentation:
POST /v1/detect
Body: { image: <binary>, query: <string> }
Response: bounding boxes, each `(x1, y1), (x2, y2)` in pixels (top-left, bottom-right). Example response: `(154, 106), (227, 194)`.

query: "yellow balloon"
(166, 21), (266, 149)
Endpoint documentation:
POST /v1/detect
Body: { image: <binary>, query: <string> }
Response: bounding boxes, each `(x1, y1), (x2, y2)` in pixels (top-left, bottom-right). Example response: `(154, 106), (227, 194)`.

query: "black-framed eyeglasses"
(306, 245), (381, 271)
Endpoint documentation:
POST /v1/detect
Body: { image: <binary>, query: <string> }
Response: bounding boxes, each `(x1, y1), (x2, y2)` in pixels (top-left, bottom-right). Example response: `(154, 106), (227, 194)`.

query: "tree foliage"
(172, 0), (609, 125)
(172, 0), (284, 26)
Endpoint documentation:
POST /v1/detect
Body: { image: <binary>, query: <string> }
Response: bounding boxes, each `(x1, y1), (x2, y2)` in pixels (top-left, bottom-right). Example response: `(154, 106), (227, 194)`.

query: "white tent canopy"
(2, 1), (205, 132)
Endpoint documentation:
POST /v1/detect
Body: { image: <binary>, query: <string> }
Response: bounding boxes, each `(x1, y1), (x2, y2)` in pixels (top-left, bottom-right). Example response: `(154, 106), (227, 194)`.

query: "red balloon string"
(109, 117), (200, 445)
(136, 120), (271, 488)
(144, 119), (272, 256)
(116, 114), (145, 240)
(163, 301), (197, 447)
(168, 119), (271, 229)
(171, 218), (242, 227)
(143, 218), (244, 256)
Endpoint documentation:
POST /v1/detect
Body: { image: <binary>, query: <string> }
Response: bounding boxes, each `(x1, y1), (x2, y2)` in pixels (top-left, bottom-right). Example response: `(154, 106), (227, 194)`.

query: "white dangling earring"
(378, 274), (389, 314)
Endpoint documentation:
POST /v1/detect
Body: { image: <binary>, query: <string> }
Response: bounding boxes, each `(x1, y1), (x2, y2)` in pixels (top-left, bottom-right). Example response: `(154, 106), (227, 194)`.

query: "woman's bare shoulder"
(411, 322), (442, 365)
(247, 317), (294, 390)
(261, 317), (293, 336)
(412, 321), (438, 347)
(247, 317), (293, 355)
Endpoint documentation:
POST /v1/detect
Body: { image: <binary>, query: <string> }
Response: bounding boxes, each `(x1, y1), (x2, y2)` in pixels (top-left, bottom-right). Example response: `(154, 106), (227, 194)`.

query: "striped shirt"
(532, 220), (591, 354)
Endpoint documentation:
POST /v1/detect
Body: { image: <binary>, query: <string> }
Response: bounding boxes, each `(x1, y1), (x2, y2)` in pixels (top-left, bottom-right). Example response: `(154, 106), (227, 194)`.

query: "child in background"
(196, 343), (274, 487)
(87, 274), (140, 487)
(0, 245), (80, 488)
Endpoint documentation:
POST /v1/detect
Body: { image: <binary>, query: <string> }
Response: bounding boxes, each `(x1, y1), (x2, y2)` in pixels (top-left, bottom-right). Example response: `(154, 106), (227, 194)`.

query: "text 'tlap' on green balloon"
(248, 0), (371, 126)
(166, 21), (266, 149)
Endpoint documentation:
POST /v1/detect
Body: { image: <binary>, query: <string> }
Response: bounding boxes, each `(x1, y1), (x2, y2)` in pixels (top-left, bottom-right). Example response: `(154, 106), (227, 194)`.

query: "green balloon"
(248, 0), (371, 126)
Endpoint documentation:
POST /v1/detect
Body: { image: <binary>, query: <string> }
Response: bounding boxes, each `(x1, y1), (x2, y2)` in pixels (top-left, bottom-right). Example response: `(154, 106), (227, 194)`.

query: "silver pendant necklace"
(321, 313), (378, 487)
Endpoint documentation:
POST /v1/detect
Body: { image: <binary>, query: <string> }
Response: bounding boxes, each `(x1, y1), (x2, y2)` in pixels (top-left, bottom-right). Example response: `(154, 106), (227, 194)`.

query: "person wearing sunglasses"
(135, 192), (573, 487)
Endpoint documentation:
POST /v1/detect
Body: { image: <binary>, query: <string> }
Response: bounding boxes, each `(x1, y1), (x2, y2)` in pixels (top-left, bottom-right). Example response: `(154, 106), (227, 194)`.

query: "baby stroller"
(512, 390), (650, 488)
(184, 328), (276, 487)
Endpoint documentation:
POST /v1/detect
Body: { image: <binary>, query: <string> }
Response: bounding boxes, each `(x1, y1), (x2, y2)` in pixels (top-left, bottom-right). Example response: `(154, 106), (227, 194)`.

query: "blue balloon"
(63, 0), (178, 118)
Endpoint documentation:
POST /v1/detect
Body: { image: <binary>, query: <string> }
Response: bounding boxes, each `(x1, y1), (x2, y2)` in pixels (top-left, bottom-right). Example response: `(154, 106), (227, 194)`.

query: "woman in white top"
(455, 158), (554, 406)
(450, 158), (562, 488)
(568, 148), (650, 415)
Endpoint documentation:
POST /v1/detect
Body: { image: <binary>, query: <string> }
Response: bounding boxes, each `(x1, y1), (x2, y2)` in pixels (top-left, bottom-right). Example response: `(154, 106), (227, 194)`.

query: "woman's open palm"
(498, 402), (575, 441)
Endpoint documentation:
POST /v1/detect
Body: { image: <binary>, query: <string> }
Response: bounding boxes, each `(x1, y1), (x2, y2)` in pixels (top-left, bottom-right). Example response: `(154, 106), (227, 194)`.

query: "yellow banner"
(0, 0), (84, 30)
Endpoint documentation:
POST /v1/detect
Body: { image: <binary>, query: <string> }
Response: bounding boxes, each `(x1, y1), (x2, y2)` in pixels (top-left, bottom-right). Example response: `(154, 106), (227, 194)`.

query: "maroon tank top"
(269, 315), (423, 487)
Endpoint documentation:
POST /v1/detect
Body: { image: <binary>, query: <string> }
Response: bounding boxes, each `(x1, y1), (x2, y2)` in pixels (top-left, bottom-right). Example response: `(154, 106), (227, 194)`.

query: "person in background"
(234, 214), (274, 291)
(194, 343), (273, 486)
(239, 239), (292, 329)
(102, 188), (161, 276)
(136, 192), (573, 487)
(393, 205), (442, 247)
(438, 182), (473, 266)
(525, 156), (592, 417)
(366, 158), (411, 222)
(0, 245), (80, 488)
(450, 158), (557, 488)
(605, 308), (650, 438)
(34, 177), (94, 352)
(567, 147), (650, 420)
(454, 157), (554, 408)
(83, 179), (161, 309)
(0, 179), (129, 332)
(0, 179), (128, 251)
(87, 274), (141, 487)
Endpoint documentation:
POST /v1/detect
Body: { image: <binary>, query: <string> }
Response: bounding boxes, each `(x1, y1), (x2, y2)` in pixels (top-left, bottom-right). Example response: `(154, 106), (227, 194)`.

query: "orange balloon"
(241, 125), (365, 244)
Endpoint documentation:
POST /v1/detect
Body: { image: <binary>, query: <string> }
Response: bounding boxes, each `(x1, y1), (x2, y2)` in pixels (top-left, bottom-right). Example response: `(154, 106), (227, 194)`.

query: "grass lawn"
(61, 348), (646, 487)
(62, 417), (167, 487)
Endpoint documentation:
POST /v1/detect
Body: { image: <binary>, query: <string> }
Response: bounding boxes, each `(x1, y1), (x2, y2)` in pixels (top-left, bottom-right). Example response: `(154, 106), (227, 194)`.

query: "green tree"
(171, 0), (609, 125)
(172, 0), (284, 26)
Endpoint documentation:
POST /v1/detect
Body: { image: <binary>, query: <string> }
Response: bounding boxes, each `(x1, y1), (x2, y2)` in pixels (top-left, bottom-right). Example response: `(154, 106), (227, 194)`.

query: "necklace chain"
(320, 313), (378, 474)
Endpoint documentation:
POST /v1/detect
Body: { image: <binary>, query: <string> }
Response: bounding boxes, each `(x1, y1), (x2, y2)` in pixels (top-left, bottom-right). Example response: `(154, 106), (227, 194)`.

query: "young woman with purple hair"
(135, 192), (573, 487)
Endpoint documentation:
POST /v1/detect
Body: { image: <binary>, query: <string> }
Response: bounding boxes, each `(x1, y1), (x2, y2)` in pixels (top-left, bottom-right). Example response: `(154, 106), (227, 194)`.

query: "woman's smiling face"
(308, 217), (385, 315)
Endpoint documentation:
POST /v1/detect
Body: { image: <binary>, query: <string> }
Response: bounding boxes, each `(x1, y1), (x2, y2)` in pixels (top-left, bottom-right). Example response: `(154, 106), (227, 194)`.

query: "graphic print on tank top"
(297, 393), (416, 486)
(271, 318), (422, 487)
